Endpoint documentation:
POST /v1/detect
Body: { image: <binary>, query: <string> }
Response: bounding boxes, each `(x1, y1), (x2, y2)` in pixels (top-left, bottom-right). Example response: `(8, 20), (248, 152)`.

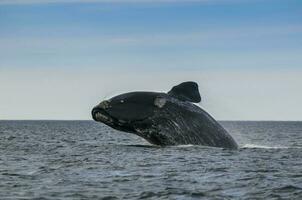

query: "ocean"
(0, 120), (301, 199)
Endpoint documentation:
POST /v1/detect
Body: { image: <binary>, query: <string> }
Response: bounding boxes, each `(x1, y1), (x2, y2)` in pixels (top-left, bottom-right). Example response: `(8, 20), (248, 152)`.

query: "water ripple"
(0, 121), (302, 199)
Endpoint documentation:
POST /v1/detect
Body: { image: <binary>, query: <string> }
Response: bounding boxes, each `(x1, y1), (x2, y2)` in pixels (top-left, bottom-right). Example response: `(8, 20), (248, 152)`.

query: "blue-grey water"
(0, 121), (302, 199)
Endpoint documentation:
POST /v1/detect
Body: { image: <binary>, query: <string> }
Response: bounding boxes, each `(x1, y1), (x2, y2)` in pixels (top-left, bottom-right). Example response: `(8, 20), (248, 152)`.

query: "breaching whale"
(92, 81), (238, 149)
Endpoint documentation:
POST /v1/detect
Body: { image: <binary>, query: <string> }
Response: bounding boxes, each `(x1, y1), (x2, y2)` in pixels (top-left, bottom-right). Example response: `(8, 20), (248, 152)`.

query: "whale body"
(92, 81), (238, 149)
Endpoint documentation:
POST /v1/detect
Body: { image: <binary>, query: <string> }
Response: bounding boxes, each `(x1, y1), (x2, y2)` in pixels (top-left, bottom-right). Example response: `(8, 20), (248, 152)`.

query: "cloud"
(1, 24), (301, 47)
(0, 0), (245, 5)
(1, 23), (301, 70)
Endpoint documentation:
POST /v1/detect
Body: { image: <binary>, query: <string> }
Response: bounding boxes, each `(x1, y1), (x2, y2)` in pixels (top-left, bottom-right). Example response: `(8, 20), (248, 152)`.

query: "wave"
(242, 144), (290, 149)
(174, 144), (195, 148)
(124, 143), (301, 150)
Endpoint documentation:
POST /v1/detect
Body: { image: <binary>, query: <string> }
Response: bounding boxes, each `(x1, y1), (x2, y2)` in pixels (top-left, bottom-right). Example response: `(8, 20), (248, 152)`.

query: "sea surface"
(0, 120), (302, 199)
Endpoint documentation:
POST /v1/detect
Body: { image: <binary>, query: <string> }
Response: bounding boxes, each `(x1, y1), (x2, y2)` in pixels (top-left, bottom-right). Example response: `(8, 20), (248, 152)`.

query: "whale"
(92, 81), (238, 149)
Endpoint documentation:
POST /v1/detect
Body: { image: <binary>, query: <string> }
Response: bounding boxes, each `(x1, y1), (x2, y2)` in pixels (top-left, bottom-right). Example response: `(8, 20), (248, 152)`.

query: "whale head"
(92, 91), (163, 133)
(92, 81), (202, 144)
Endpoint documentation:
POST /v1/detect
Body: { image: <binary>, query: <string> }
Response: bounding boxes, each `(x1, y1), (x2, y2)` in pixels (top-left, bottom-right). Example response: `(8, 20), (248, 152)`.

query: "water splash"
(174, 144), (195, 148)
(242, 144), (289, 149)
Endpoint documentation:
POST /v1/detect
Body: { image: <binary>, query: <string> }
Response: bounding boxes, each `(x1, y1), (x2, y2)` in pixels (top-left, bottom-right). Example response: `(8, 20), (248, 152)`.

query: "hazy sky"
(0, 0), (301, 120)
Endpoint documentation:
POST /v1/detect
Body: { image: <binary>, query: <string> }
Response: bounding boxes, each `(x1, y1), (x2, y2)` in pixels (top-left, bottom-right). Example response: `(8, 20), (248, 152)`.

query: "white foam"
(242, 144), (289, 149)
(175, 144), (195, 148)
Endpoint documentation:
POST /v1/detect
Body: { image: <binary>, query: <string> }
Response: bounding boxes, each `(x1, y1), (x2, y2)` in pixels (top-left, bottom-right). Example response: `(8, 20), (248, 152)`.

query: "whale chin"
(91, 107), (136, 133)
(92, 107), (113, 125)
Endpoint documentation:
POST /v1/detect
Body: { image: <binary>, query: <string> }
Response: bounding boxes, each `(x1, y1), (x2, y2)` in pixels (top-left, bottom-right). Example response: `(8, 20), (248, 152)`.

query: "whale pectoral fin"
(148, 134), (165, 146)
(145, 132), (172, 146)
(168, 81), (201, 103)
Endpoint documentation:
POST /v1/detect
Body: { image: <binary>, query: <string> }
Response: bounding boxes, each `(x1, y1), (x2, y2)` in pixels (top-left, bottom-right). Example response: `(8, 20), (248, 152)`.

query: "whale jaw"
(92, 106), (141, 134)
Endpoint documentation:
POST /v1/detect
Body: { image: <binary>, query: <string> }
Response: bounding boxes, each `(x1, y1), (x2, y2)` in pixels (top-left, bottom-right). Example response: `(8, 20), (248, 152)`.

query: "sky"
(0, 0), (301, 120)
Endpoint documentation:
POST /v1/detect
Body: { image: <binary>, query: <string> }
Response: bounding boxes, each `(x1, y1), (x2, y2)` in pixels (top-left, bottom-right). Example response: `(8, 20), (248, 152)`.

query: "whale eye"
(154, 97), (166, 108)
(120, 100), (124, 103)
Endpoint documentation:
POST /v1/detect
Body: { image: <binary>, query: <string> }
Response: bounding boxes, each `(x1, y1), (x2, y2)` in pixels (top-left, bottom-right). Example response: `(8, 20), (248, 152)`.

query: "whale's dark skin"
(92, 81), (238, 149)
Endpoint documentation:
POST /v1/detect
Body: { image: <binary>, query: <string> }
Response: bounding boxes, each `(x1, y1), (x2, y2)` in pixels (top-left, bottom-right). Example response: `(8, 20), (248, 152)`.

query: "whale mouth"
(95, 112), (113, 123)
(92, 107), (114, 124)
(92, 107), (137, 133)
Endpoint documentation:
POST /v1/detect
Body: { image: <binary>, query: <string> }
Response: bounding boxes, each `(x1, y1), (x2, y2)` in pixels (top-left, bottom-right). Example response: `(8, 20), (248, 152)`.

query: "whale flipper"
(168, 81), (201, 103)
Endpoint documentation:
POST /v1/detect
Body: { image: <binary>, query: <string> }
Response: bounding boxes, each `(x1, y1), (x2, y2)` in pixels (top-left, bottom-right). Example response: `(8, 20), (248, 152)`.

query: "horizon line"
(1, 119), (301, 122)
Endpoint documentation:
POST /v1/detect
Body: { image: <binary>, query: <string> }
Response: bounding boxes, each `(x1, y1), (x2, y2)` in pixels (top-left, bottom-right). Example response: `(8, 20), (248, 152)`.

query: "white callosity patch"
(154, 97), (167, 108)
(98, 100), (111, 109)
(95, 112), (113, 123)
